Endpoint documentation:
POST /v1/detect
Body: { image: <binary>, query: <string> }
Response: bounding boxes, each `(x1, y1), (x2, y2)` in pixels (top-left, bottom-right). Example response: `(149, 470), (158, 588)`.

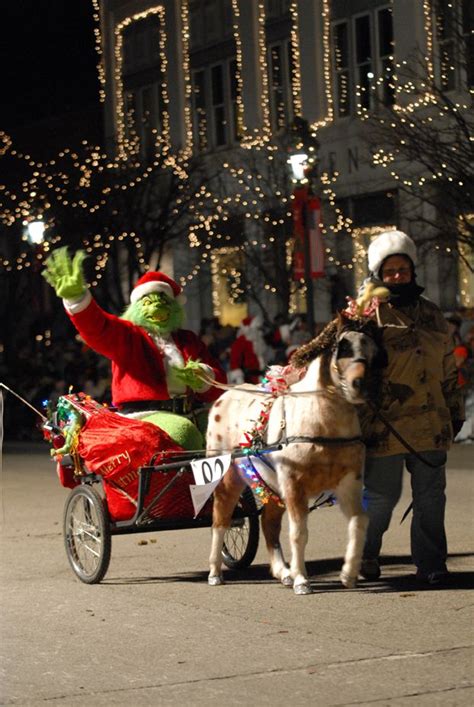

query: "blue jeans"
(363, 451), (448, 574)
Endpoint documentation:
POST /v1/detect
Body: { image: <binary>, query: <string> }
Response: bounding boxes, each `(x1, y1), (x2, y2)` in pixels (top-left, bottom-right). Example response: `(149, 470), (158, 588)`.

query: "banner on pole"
(307, 195), (324, 278)
(291, 187), (324, 280)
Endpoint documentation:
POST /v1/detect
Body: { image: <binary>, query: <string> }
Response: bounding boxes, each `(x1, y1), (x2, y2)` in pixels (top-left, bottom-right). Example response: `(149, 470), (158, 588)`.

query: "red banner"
(291, 187), (324, 280)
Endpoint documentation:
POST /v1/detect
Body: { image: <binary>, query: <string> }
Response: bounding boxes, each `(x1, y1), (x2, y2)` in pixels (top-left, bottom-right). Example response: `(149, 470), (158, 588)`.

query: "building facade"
(98, 0), (473, 331)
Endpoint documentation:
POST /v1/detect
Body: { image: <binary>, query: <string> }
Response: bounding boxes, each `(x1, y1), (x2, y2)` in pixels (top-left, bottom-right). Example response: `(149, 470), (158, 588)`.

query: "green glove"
(42, 247), (87, 300)
(170, 360), (207, 392)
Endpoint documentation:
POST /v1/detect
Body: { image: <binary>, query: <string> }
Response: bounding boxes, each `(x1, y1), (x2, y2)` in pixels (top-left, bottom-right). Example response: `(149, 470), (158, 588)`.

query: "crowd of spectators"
(2, 308), (473, 443)
(445, 312), (474, 442)
(1, 336), (111, 442)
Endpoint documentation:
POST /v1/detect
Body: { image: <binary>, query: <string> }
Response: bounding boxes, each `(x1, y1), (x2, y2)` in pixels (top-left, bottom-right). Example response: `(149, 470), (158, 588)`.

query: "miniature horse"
(206, 315), (385, 595)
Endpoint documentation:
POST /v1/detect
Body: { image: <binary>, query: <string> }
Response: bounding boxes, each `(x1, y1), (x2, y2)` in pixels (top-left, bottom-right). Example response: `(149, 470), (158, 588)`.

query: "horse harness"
(240, 381), (364, 508)
(272, 395), (363, 448)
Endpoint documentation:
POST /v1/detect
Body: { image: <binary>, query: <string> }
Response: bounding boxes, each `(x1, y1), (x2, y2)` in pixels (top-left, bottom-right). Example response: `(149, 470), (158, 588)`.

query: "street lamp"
(288, 152), (309, 182)
(25, 219), (46, 245)
(287, 121), (320, 336)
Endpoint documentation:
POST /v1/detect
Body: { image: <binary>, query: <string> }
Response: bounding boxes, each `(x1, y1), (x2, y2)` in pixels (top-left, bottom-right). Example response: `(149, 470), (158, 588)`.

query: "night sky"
(2, 0), (100, 131)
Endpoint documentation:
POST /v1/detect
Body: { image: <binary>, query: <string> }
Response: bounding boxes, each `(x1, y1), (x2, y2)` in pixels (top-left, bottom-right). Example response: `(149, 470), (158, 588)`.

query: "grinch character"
(42, 247), (226, 450)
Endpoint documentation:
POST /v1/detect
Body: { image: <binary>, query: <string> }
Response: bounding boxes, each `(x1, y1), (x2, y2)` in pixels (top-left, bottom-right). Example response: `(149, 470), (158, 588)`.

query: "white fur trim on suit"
(368, 230), (418, 277)
(151, 334), (185, 395)
(63, 290), (92, 315)
(130, 281), (175, 303)
(228, 368), (245, 384)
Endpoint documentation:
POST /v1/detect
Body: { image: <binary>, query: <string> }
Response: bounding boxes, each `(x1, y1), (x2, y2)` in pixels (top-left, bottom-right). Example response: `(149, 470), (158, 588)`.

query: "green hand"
(171, 360), (206, 392)
(42, 247), (87, 300)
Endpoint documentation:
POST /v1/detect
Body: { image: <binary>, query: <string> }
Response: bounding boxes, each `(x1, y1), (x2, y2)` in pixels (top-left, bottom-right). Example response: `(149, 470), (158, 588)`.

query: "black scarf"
(369, 276), (424, 308)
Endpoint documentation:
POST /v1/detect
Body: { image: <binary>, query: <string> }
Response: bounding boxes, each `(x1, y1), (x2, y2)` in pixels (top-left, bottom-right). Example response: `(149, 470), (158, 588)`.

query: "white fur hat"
(368, 230), (418, 277)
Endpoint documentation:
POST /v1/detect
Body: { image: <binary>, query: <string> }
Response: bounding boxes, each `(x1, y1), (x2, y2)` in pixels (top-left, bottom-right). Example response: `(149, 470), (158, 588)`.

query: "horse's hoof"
(340, 571), (357, 589)
(281, 575), (293, 587)
(294, 581), (313, 595)
(208, 574), (224, 586)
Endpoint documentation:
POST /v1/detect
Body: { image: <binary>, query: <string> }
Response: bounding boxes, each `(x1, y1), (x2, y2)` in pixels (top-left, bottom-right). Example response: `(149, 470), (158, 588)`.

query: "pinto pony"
(206, 314), (385, 595)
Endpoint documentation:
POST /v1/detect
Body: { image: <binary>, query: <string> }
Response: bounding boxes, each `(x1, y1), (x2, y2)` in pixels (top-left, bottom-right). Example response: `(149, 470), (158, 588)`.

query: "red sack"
(77, 410), (184, 521)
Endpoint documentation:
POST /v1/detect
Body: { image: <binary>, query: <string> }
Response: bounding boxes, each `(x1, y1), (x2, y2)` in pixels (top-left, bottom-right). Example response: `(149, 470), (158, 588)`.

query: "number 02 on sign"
(189, 454), (232, 517)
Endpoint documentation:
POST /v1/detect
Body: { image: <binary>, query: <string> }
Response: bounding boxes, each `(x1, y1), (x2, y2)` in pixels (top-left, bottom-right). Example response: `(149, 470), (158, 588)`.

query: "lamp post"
(24, 218), (47, 273)
(25, 220), (46, 245)
(287, 116), (324, 336)
(287, 121), (321, 336)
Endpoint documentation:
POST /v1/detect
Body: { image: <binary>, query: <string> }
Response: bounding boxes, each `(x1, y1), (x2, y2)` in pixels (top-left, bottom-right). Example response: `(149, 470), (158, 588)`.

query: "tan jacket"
(361, 297), (464, 457)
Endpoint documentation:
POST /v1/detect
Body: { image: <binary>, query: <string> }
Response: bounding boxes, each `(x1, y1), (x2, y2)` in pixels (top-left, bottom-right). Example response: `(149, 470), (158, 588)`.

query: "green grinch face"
(122, 292), (184, 335)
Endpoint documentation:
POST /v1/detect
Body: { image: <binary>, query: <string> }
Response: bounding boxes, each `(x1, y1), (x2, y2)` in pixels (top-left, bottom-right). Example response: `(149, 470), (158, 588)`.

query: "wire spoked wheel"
(221, 488), (259, 569)
(63, 485), (111, 584)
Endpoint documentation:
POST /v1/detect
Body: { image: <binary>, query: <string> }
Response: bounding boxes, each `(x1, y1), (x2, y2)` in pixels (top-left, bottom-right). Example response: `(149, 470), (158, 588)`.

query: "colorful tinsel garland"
(236, 374), (288, 507)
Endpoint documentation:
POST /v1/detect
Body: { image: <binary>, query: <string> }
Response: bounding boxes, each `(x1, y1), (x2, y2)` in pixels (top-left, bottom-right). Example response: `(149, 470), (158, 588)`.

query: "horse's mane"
(290, 315), (382, 370)
(290, 319), (339, 369)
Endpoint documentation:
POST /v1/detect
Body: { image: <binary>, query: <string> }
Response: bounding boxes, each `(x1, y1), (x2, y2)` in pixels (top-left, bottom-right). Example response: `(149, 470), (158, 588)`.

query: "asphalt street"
(1, 441), (473, 706)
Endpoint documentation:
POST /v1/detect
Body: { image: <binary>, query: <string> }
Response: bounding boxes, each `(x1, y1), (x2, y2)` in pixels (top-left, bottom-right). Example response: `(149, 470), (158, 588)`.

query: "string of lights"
(1, 0), (470, 312)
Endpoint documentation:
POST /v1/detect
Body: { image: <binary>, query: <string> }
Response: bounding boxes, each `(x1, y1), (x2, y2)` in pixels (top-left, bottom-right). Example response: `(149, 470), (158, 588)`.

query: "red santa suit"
(64, 288), (226, 410)
(229, 315), (268, 384)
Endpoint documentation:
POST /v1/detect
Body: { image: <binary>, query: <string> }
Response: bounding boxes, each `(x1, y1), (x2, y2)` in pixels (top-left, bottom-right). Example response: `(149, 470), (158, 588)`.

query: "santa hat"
(368, 230), (418, 278)
(240, 313), (263, 330)
(130, 271), (182, 304)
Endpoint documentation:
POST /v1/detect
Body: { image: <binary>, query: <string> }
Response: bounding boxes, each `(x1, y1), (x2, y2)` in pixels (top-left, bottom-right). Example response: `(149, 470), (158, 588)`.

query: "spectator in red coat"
(228, 314), (270, 384)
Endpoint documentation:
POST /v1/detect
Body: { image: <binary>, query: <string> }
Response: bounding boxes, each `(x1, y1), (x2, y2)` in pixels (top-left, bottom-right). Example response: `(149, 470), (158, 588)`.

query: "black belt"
(120, 399), (190, 415)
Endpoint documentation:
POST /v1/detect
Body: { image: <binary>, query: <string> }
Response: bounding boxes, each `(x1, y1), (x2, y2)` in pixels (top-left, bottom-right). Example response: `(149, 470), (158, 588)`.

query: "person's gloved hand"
(170, 360), (208, 392)
(452, 419), (464, 439)
(42, 247), (87, 300)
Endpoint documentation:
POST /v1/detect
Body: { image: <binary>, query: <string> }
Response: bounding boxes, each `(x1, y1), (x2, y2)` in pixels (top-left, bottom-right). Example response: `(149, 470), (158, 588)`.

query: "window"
(333, 192), (397, 291)
(124, 84), (164, 161)
(331, 6), (394, 117)
(355, 15), (373, 110)
(458, 214), (473, 307)
(265, 0), (291, 19)
(435, 0), (473, 90)
(211, 247), (247, 326)
(229, 59), (242, 143)
(191, 59), (241, 151)
(377, 7), (394, 105)
(123, 19), (160, 73)
(462, 0), (474, 87)
(192, 70), (208, 151)
(268, 40), (294, 130)
(189, 0), (233, 50)
(436, 0), (457, 90)
(333, 22), (352, 117)
(211, 65), (226, 147)
(122, 17), (165, 161)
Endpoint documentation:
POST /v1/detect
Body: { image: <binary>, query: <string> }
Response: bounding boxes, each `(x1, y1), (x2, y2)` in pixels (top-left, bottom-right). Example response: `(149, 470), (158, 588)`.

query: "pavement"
(0, 441), (473, 706)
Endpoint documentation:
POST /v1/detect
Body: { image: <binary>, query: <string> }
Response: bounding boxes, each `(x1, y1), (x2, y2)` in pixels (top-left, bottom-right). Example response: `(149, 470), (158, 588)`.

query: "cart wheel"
(63, 485), (111, 584)
(222, 488), (259, 569)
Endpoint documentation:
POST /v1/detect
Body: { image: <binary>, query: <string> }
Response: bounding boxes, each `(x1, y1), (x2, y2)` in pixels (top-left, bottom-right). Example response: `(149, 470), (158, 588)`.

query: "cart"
(42, 394), (276, 584)
(61, 454), (264, 584)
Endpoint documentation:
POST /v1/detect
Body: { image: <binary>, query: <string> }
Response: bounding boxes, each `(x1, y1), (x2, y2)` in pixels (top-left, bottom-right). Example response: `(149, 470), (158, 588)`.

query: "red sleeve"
(68, 298), (144, 365)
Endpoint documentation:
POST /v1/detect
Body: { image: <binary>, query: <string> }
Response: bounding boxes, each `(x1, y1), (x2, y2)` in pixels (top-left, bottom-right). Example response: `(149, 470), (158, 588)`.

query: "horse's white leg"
(261, 501), (292, 587)
(335, 471), (368, 589)
(208, 527), (226, 585)
(208, 464), (245, 586)
(286, 483), (312, 595)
